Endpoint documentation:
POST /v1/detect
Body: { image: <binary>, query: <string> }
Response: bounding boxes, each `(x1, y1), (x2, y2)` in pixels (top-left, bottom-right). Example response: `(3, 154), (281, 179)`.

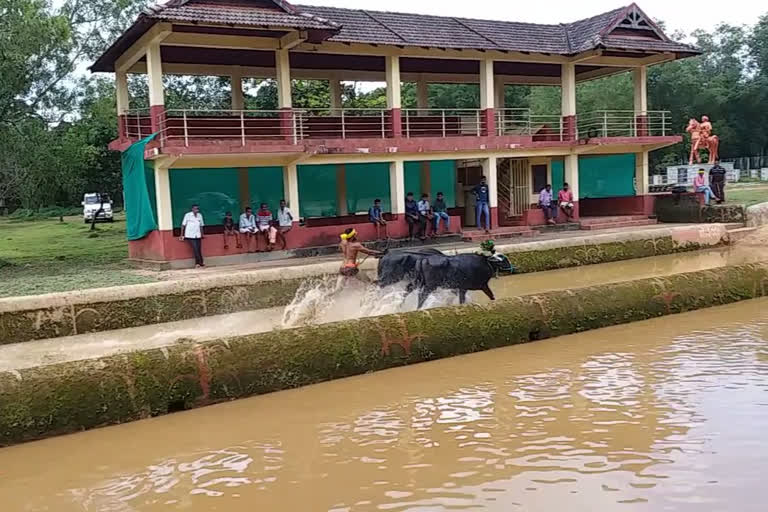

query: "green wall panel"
(145, 162), (157, 223)
(551, 159), (565, 193)
(169, 168), (240, 228)
(578, 154), (636, 199)
(345, 163), (391, 214)
(248, 166), (284, 212)
(404, 162), (422, 200)
(404, 161), (456, 207)
(298, 164), (337, 218)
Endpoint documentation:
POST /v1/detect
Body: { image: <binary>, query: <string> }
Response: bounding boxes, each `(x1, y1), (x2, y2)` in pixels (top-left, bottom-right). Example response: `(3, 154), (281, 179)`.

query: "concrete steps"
(461, 226), (536, 242)
(579, 216), (658, 231)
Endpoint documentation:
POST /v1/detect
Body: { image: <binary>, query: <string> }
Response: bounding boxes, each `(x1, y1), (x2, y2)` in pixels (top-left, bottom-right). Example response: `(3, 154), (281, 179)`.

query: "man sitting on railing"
(417, 193), (433, 241)
(433, 192), (450, 235)
(539, 184), (558, 225)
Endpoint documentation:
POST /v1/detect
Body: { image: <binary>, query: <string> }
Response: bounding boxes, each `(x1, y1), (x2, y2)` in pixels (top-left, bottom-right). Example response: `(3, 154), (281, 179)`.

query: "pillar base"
(389, 108), (402, 138)
(562, 115), (576, 141)
(149, 105), (166, 138)
(482, 108), (496, 136)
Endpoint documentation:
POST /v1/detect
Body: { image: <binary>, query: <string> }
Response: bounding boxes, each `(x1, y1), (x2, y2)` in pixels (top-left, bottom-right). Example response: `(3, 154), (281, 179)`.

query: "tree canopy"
(1, 1), (767, 212)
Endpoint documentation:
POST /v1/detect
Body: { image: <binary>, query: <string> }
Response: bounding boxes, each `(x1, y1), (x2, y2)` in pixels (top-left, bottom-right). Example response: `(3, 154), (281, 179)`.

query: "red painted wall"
(579, 195), (656, 217)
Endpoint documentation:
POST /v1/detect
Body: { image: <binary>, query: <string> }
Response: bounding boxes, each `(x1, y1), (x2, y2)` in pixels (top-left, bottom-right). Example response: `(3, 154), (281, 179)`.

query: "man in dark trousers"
(709, 160), (727, 204)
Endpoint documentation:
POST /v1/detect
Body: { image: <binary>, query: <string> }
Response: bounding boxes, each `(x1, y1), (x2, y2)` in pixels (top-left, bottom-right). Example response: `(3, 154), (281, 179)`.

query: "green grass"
(725, 184), (768, 207)
(0, 214), (156, 298)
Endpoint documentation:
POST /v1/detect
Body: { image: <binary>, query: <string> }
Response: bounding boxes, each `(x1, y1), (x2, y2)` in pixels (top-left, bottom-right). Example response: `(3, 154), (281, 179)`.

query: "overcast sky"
(297, 0), (765, 36)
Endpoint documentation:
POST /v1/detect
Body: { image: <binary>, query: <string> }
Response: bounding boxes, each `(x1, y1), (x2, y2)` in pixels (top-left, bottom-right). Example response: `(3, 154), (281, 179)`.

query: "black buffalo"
(414, 253), (513, 308)
(376, 247), (444, 289)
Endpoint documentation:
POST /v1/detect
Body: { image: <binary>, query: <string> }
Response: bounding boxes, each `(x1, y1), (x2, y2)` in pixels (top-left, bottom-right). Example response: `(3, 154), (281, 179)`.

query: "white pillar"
(231, 69), (244, 111)
(116, 70), (129, 114)
(635, 150), (649, 195)
(389, 160), (405, 214)
(283, 163), (300, 218)
(329, 79), (343, 110)
(416, 79), (429, 112)
(385, 56), (401, 109)
(146, 43), (164, 108)
(561, 63), (576, 117)
(482, 156), (498, 208)
(479, 58), (495, 109)
(154, 163), (173, 230)
(633, 66), (647, 113)
(564, 153), (579, 201)
(494, 81), (505, 110)
(275, 49), (292, 108)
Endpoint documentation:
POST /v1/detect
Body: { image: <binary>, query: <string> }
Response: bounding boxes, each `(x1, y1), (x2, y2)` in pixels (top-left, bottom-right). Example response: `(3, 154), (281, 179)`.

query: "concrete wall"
(2, 262), (767, 446)
(746, 201), (768, 228)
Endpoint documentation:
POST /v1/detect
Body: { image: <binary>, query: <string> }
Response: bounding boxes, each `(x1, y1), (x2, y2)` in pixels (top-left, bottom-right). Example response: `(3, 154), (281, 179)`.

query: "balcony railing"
(124, 109), (152, 139)
(162, 109), (292, 145)
(295, 108), (390, 139)
(496, 109), (567, 142)
(577, 110), (671, 138)
(402, 109), (484, 138)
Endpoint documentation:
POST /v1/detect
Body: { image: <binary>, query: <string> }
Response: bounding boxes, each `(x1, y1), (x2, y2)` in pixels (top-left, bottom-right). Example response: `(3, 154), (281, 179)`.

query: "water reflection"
(1, 300), (768, 511)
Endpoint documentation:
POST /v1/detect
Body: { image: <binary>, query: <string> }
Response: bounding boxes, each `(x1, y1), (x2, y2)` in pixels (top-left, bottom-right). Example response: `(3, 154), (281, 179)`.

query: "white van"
(82, 193), (114, 223)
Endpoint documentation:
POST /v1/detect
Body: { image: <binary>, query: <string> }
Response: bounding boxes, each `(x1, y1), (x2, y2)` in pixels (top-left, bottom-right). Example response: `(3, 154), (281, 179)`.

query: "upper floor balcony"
(94, 0), (699, 157)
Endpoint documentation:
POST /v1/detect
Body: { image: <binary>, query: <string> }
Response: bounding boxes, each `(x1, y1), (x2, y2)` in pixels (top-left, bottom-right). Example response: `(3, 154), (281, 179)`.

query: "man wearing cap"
(693, 168), (720, 205)
(339, 228), (385, 277)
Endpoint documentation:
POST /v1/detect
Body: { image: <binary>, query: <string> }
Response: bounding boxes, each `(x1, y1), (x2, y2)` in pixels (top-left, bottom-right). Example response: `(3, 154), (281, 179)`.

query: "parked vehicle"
(82, 193), (113, 223)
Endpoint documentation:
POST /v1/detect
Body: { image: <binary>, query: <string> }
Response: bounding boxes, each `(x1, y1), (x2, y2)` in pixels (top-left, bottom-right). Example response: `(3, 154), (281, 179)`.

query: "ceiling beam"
(279, 30), (307, 50)
(164, 32), (279, 50)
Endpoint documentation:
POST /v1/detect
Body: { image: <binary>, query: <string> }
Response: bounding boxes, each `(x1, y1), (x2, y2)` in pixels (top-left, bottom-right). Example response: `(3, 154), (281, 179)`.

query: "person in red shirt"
(256, 202), (278, 251)
(558, 182), (575, 221)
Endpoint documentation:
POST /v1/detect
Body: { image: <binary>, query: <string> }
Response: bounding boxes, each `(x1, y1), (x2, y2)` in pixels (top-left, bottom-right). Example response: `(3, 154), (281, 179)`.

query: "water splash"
(280, 276), (464, 329)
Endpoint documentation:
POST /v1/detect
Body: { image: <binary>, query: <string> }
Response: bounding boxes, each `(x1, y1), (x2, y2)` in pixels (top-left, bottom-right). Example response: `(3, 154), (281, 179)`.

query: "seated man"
(693, 168), (720, 205)
(433, 191), (450, 235)
(256, 202), (278, 251)
(539, 184), (558, 225)
(239, 207), (257, 251)
(417, 193), (432, 240)
(558, 182), (575, 221)
(222, 211), (241, 250)
(368, 198), (388, 240)
(404, 192), (419, 241)
(277, 199), (294, 234)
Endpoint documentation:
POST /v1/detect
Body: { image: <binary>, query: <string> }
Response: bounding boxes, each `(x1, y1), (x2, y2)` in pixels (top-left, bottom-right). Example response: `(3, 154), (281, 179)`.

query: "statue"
(686, 116), (720, 165)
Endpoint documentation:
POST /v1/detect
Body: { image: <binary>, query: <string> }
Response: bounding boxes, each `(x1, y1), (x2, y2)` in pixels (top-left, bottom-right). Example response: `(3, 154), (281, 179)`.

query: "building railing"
(577, 110), (671, 138)
(402, 109), (484, 138)
(160, 109), (294, 145)
(294, 108), (390, 140)
(123, 109), (152, 139)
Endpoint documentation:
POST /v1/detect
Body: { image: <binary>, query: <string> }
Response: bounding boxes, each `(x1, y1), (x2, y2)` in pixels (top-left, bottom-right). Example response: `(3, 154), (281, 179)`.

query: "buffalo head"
(488, 253), (514, 275)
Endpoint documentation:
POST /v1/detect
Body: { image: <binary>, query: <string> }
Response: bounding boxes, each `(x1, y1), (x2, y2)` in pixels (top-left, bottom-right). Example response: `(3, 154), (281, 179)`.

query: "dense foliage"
(1, 0), (767, 211)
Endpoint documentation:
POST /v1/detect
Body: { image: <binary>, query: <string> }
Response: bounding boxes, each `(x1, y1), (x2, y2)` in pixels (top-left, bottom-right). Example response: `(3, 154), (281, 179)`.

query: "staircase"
(579, 215), (658, 230)
(461, 225), (536, 242)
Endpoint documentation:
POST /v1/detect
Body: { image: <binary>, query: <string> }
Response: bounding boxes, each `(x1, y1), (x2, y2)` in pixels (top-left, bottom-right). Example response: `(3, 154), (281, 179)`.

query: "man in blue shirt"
(473, 176), (491, 232)
(539, 184), (557, 225)
(368, 198), (388, 240)
(404, 192), (419, 241)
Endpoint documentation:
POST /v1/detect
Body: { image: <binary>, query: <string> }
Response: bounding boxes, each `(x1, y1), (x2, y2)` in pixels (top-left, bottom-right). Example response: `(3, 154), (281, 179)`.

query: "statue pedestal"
(665, 163), (734, 186)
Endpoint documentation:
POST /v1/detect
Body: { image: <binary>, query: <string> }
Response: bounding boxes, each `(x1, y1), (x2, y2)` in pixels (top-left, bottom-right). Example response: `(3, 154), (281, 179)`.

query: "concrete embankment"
(0, 223), (730, 345)
(1, 260), (766, 446)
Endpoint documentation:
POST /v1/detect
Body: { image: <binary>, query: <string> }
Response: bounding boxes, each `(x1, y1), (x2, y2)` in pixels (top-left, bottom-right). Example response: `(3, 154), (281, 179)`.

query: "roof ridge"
(559, 23), (573, 53)
(451, 17), (501, 48)
(361, 9), (408, 44)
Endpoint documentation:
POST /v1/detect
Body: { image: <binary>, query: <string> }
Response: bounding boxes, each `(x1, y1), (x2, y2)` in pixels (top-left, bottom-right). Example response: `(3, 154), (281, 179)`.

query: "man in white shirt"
(417, 193), (432, 240)
(180, 204), (205, 267)
(239, 206), (257, 252)
(277, 199), (294, 234)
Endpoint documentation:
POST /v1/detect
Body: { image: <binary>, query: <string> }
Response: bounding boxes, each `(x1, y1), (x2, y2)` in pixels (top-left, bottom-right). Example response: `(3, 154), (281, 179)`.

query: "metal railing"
(402, 109), (484, 138)
(123, 109), (152, 139)
(495, 108), (531, 135)
(295, 108), (390, 140)
(158, 109), (294, 146)
(577, 110), (671, 138)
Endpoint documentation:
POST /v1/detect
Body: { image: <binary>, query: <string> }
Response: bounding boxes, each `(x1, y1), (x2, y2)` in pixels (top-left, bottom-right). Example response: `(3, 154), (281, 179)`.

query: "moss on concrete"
(2, 262), (767, 446)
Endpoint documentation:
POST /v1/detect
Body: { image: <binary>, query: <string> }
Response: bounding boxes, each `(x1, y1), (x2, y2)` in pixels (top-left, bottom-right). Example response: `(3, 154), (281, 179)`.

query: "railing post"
(603, 111), (608, 138)
(441, 110), (446, 138)
(137, 110), (142, 138)
(405, 109), (410, 138)
(381, 110), (386, 138)
(662, 112), (667, 136)
(292, 111), (298, 145)
(240, 111), (246, 146)
(476, 110), (481, 136)
(341, 109), (346, 139)
(183, 111), (189, 147)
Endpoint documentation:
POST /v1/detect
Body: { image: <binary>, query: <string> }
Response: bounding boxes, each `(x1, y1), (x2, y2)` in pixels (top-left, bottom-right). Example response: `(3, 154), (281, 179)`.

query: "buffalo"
(376, 247), (444, 290)
(414, 252), (513, 308)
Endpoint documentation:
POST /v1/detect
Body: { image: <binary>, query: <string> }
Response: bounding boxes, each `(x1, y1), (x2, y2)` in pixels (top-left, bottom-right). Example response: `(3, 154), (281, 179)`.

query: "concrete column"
(479, 58), (496, 136)
(329, 79), (343, 110)
(116, 69), (129, 139)
(482, 156), (498, 208)
(633, 66), (648, 136)
(153, 163), (173, 231)
(564, 153), (579, 201)
(561, 62), (576, 140)
(386, 55), (402, 137)
(336, 164), (348, 216)
(231, 69), (244, 111)
(146, 42), (165, 135)
(275, 49), (292, 108)
(389, 160), (405, 214)
(283, 163), (300, 219)
(635, 150), (649, 195)
(494, 81), (505, 110)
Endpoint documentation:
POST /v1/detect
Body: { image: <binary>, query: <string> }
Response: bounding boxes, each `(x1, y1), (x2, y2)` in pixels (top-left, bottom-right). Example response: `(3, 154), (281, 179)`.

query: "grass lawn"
(0, 214), (156, 298)
(725, 184), (768, 207)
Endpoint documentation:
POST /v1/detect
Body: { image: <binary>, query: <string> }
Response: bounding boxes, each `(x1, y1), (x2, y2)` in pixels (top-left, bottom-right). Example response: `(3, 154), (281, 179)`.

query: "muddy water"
(1, 246), (764, 372)
(2, 298), (768, 511)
